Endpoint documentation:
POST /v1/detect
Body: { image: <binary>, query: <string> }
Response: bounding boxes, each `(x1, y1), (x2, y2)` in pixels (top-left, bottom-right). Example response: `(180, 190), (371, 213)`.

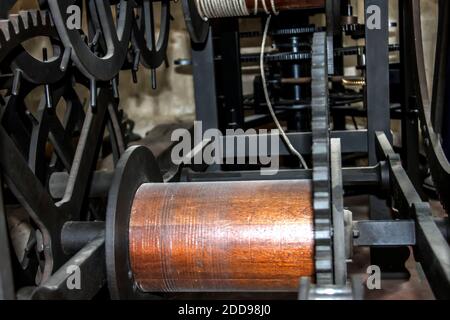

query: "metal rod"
(61, 221), (105, 255)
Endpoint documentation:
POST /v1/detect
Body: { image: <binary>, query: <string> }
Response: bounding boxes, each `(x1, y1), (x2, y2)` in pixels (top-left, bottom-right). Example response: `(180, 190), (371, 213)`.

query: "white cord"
(260, 0), (270, 14)
(270, 0), (279, 15)
(260, 15), (309, 169)
(196, 0), (279, 19)
(254, 0), (259, 15)
(195, 0), (249, 19)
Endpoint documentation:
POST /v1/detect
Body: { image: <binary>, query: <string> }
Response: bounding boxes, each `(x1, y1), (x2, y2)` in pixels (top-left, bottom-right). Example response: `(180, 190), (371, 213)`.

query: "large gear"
(311, 32), (333, 285)
(0, 9), (126, 291)
(0, 10), (66, 84)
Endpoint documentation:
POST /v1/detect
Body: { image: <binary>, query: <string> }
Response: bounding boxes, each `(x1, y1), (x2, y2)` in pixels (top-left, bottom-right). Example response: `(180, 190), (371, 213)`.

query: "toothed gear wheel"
(311, 32), (333, 285)
(0, 9), (127, 296)
(0, 10), (66, 84)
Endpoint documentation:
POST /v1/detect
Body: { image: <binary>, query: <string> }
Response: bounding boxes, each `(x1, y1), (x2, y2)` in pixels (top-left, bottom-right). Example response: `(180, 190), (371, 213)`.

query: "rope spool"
(195, 0), (251, 19)
(129, 180), (315, 292)
(194, 0), (325, 20)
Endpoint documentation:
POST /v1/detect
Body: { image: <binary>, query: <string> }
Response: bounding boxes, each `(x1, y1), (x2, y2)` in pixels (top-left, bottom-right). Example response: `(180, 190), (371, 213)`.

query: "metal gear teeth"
(311, 32), (333, 286)
(0, 9), (55, 62)
(0, 16), (17, 41)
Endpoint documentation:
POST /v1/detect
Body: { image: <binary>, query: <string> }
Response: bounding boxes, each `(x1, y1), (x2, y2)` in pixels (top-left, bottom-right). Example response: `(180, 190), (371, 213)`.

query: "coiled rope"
(195, 0), (279, 20)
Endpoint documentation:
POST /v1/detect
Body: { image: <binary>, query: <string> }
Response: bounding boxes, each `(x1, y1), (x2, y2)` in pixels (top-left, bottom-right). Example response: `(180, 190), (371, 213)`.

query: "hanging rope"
(259, 15), (308, 169)
(193, 2), (303, 164)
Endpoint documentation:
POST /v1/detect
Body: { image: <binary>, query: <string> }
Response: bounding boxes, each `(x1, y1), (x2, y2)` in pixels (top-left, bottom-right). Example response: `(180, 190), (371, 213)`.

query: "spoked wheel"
(0, 10), (127, 298)
(0, 83), (125, 288)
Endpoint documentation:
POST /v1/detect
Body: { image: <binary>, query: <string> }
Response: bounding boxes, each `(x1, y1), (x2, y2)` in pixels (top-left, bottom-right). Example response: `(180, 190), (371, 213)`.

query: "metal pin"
(133, 49), (141, 71)
(90, 29), (101, 49)
(12, 69), (22, 96)
(151, 69), (157, 90)
(44, 84), (53, 110)
(132, 70), (138, 84)
(43, 48), (53, 110)
(60, 48), (71, 72)
(132, 49), (141, 84)
(112, 76), (120, 99)
(90, 79), (97, 112)
(42, 48), (48, 62)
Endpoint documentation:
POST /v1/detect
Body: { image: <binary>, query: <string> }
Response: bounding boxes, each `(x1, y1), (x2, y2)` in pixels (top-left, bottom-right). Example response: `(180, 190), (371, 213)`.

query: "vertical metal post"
(399, 0), (423, 196)
(218, 19), (244, 130)
(365, 0), (391, 220)
(327, 0), (347, 130)
(365, 0), (392, 165)
(192, 28), (219, 133)
(365, 0), (410, 276)
(326, 0), (340, 75)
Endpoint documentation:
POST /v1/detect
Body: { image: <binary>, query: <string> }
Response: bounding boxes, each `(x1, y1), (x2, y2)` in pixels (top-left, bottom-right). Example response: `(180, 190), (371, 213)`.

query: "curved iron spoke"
(57, 89), (110, 220)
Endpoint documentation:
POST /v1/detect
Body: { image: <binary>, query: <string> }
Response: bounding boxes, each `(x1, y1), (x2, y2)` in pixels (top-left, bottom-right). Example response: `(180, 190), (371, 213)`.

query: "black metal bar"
(50, 171), (114, 199)
(376, 132), (450, 299)
(217, 19), (244, 129)
(353, 220), (416, 247)
(182, 164), (385, 190)
(399, 0), (423, 195)
(364, 0), (401, 273)
(365, 0), (392, 159)
(192, 28), (219, 132)
(61, 221), (105, 255)
(220, 130), (367, 158)
(365, 0), (392, 218)
(0, 175), (15, 300)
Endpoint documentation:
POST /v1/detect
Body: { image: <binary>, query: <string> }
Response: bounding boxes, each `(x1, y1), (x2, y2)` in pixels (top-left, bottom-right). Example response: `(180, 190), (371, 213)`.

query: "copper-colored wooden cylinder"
(129, 180), (315, 292)
(245, 0), (326, 12)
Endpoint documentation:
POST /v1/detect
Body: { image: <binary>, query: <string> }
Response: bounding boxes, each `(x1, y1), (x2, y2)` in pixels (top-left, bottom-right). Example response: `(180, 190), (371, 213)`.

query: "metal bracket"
(353, 220), (416, 247)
